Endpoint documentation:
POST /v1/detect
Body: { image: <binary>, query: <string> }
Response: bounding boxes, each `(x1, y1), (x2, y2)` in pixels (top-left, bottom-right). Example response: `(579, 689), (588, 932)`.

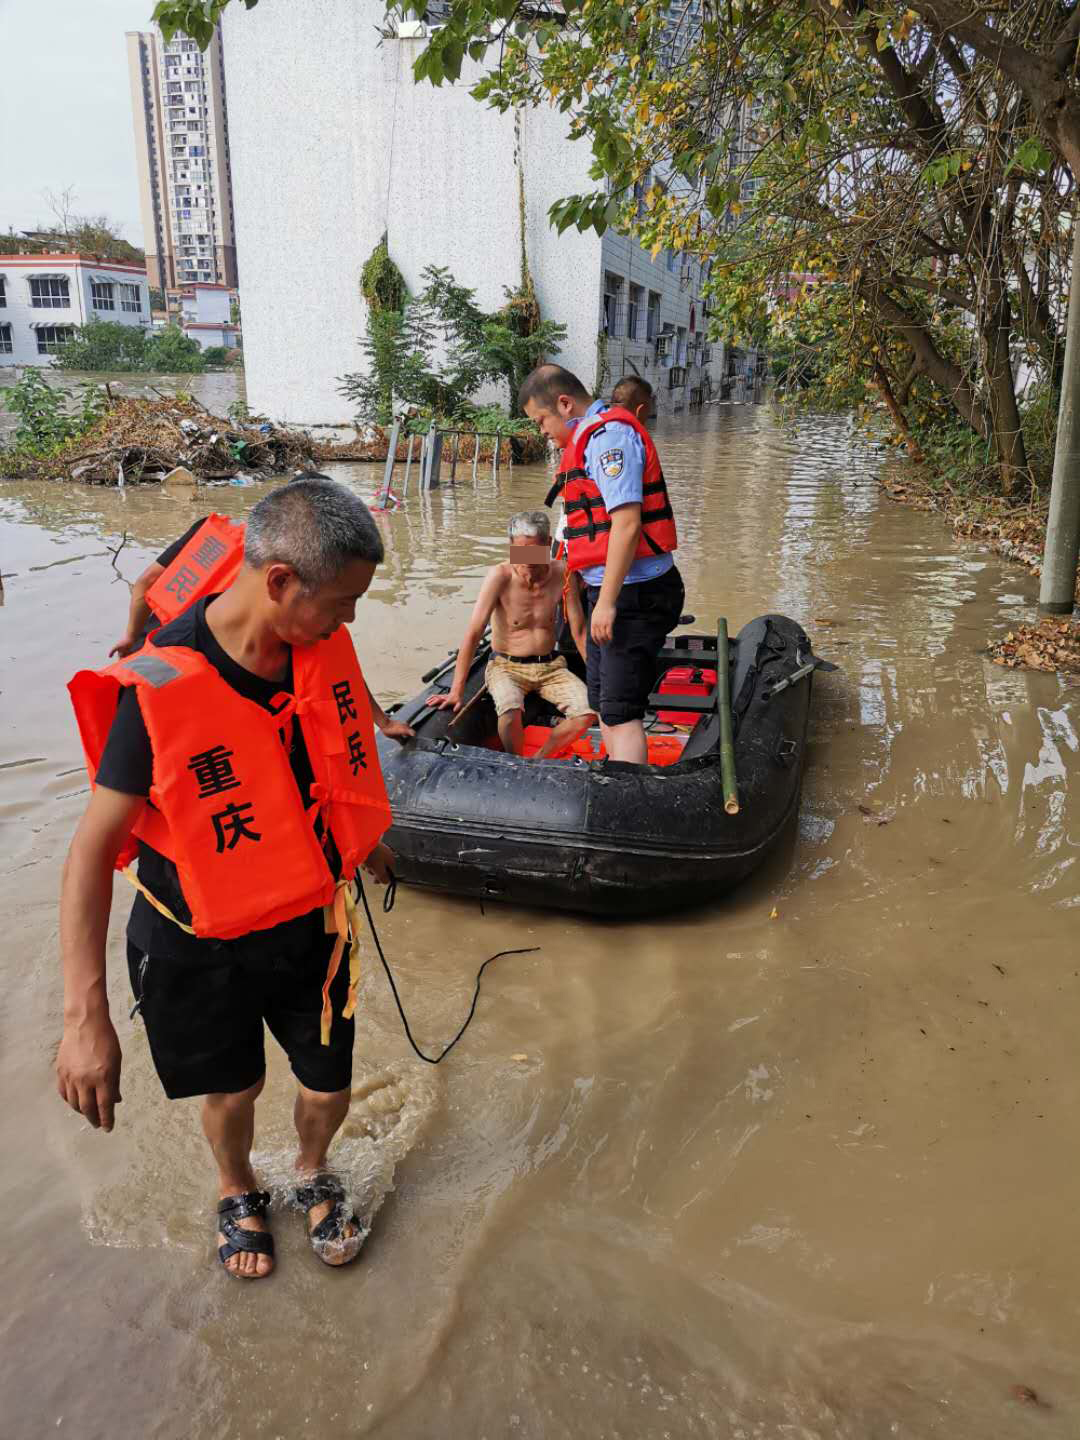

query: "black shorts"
(127, 933), (355, 1101)
(584, 566), (685, 725)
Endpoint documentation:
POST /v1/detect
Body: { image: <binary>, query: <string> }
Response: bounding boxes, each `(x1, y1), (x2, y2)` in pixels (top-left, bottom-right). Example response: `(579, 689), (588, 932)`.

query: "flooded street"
(2, 403), (1079, 1438)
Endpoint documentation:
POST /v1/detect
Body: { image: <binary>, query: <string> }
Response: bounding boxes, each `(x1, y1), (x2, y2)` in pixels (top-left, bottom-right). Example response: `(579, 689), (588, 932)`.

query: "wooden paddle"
(447, 683), (490, 730)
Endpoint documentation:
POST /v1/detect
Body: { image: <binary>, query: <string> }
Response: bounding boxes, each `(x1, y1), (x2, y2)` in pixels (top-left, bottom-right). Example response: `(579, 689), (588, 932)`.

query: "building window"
(626, 284), (644, 341)
(666, 250), (677, 273)
(120, 284), (142, 314)
(676, 326), (687, 365)
(0, 323), (12, 354)
(29, 276), (70, 309)
(633, 172), (651, 221)
(36, 325), (75, 354)
(646, 291), (661, 340)
(0, 276), (5, 307)
(91, 281), (116, 311)
(602, 272), (624, 336)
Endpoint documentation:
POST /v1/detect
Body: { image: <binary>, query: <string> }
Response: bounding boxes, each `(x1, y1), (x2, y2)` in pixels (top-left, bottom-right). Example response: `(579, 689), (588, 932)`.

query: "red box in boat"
(656, 665), (717, 726)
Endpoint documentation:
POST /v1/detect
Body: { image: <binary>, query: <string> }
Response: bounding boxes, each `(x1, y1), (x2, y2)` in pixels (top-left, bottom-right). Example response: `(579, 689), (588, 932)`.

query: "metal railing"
(373, 418), (523, 505)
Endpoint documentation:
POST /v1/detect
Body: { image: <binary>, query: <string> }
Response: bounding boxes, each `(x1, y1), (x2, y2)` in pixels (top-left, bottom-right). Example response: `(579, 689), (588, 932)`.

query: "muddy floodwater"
(2, 403), (1079, 1438)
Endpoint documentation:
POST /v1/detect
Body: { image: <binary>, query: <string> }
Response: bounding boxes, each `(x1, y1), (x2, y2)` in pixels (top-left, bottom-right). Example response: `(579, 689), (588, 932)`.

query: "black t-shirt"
(98, 596), (329, 963)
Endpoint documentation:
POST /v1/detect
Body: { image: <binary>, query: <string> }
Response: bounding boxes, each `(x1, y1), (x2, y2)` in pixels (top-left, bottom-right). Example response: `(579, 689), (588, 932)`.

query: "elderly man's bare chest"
(502, 578), (558, 631)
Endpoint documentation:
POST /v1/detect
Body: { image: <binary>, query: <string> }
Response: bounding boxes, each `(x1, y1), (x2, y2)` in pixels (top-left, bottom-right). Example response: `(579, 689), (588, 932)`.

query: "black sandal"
(294, 1172), (366, 1266)
(217, 1190), (275, 1277)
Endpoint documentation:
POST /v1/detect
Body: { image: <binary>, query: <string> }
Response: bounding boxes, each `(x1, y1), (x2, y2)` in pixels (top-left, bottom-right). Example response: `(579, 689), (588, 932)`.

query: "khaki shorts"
(485, 654), (593, 719)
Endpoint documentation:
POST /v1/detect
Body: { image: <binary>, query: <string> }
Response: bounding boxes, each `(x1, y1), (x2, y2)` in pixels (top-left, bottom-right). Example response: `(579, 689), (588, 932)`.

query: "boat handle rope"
(356, 870), (540, 1065)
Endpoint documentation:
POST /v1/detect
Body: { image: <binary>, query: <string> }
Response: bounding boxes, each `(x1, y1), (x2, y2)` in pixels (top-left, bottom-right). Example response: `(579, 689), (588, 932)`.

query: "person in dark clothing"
(58, 478), (397, 1281)
(110, 505), (414, 741)
(110, 516), (210, 657)
(521, 365), (684, 765)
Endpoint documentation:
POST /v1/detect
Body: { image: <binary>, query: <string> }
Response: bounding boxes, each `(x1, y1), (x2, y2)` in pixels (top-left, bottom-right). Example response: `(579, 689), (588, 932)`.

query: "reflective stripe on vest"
(146, 514), (246, 623)
(67, 626), (392, 941)
(546, 406), (677, 573)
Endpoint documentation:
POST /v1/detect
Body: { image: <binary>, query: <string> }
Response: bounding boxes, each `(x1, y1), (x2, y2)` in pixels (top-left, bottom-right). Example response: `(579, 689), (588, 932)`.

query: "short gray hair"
(244, 474), (384, 588)
(508, 509), (551, 543)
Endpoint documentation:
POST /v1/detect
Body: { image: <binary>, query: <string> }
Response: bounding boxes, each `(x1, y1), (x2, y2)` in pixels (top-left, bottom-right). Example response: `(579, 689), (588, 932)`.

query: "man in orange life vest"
(521, 364), (684, 765)
(58, 478), (395, 1280)
(109, 491), (415, 742)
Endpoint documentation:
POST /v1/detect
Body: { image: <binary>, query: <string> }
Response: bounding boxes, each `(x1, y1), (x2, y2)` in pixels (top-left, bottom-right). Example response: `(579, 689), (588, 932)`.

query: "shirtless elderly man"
(428, 511), (596, 758)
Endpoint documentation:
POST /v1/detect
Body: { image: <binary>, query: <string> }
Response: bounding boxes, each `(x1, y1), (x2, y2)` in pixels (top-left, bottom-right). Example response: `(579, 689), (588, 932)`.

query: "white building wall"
(181, 285), (231, 324)
(222, 0), (600, 423)
(599, 231), (722, 413)
(0, 259), (150, 367)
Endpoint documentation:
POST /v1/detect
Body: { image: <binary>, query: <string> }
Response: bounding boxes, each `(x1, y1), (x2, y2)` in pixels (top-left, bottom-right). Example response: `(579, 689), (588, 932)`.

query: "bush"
(53, 319), (149, 373)
(200, 345), (233, 367)
(143, 325), (206, 373)
(0, 370), (106, 464)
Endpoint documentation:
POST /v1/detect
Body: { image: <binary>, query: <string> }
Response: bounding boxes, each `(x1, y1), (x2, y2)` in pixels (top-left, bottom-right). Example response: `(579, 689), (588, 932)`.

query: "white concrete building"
(179, 281), (240, 350)
(0, 254), (151, 367)
(126, 26), (239, 291)
(221, 0), (719, 423)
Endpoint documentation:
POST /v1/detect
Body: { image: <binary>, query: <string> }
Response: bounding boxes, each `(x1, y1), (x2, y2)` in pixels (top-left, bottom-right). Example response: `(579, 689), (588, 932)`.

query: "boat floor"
(481, 721), (692, 767)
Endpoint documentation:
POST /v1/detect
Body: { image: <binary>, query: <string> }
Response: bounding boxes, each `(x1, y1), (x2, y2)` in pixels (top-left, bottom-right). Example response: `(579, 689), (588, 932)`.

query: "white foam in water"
(83, 1057), (440, 1253)
(252, 1063), (439, 1226)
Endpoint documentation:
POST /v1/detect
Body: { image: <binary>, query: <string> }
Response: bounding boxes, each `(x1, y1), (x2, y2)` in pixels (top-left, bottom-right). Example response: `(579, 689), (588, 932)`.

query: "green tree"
(341, 261), (565, 424)
(152, 0), (1080, 492)
(53, 319), (149, 373)
(143, 325), (207, 373)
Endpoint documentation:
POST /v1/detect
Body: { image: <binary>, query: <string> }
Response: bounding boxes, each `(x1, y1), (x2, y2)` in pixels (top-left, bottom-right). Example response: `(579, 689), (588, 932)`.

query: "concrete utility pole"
(1040, 213), (1080, 614)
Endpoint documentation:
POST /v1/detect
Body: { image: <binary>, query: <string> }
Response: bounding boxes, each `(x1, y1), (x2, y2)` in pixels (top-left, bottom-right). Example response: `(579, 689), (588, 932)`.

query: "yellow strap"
(121, 864), (197, 934)
(319, 878), (362, 1046)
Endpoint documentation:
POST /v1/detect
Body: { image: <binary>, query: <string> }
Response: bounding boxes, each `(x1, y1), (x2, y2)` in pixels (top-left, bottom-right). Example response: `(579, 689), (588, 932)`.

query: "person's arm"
(365, 681), (415, 743)
(426, 567), (504, 712)
(586, 423), (648, 646)
(590, 508), (642, 645)
(109, 560), (164, 658)
(56, 785), (146, 1132)
(563, 570), (589, 661)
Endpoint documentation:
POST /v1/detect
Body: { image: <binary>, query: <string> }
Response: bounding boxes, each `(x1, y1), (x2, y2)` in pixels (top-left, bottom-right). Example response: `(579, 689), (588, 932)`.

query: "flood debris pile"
(989, 618), (1080, 675)
(7, 394), (321, 486)
(53, 395), (321, 485)
(2, 391), (545, 484)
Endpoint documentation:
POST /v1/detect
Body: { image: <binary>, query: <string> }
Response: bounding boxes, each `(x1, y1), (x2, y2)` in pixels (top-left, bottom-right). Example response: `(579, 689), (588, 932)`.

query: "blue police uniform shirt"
(568, 400), (674, 588)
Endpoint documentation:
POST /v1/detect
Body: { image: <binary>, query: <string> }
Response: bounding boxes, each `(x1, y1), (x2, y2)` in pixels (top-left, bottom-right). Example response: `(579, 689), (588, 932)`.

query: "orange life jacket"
(545, 406), (677, 574)
(68, 625), (391, 942)
(146, 513), (246, 623)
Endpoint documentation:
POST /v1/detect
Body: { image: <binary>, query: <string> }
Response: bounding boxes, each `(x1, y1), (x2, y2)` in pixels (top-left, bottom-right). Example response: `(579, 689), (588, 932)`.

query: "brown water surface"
(2, 404), (1079, 1438)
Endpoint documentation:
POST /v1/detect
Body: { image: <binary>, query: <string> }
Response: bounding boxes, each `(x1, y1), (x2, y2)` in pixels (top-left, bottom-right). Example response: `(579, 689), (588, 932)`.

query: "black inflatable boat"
(375, 614), (828, 916)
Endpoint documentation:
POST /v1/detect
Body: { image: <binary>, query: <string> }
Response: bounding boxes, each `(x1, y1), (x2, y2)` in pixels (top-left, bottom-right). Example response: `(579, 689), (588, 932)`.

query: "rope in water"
(356, 872), (539, 1065)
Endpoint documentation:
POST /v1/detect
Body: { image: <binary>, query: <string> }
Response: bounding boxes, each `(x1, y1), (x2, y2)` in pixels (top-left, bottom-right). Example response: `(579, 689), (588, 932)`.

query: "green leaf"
(1004, 137), (1053, 177)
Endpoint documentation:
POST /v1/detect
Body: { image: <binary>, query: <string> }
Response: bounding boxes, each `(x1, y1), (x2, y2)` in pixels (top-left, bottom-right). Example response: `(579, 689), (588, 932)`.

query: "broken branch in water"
(107, 531), (131, 584)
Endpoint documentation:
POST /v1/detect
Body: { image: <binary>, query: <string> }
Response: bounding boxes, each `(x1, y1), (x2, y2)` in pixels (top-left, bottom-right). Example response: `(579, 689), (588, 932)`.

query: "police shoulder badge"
(599, 447), (624, 478)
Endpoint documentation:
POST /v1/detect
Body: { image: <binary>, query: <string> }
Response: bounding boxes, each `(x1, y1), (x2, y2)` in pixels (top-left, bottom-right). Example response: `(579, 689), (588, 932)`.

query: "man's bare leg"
(294, 1084), (362, 1265)
(497, 708), (525, 755)
(534, 711), (596, 759)
(601, 718), (648, 765)
(203, 1075), (273, 1278)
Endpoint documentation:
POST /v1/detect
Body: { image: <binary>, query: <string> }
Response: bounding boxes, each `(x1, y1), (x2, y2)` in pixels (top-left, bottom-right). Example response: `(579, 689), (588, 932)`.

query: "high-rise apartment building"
(126, 27), (238, 292)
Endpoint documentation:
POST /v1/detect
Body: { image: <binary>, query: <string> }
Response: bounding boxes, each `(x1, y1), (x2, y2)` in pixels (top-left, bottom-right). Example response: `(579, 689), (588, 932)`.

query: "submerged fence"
(376, 420), (519, 503)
